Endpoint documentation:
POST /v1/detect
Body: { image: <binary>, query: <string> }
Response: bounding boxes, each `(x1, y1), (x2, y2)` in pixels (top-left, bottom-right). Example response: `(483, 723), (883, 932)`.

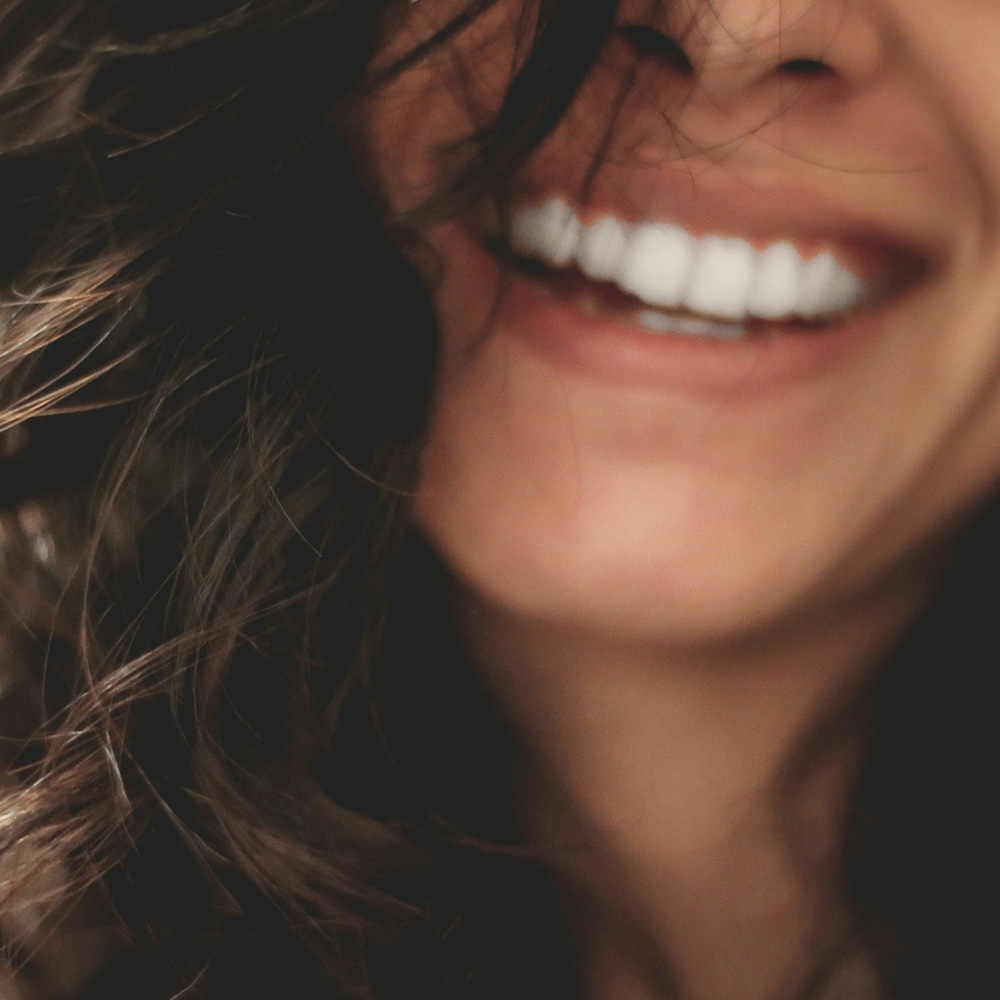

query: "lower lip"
(455, 234), (908, 396)
(504, 270), (899, 395)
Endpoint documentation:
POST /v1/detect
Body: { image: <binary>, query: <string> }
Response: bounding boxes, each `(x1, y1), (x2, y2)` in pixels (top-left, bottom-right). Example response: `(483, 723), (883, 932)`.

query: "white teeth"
(684, 236), (757, 321)
(617, 223), (694, 309)
(796, 249), (866, 318)
(796, 250), (860, 319)
(509, 196), (869, 327)
(576, 216), (630, 282)
(637, 309), (745, 339)
(746, 242), (801, 320)
(534, 198), (581, 267)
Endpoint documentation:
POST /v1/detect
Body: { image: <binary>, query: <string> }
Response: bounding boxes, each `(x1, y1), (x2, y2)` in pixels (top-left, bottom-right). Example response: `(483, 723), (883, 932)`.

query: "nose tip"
(668, 0), (885, 99)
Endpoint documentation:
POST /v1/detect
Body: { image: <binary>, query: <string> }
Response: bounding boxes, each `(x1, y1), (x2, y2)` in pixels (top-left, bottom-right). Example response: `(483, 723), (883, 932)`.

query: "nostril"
(778, 58), (836, 78)
(619, 25), (695, 75)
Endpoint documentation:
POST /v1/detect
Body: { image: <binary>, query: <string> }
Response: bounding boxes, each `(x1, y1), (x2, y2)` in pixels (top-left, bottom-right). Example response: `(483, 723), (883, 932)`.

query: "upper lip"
(502, 160), (940, 286)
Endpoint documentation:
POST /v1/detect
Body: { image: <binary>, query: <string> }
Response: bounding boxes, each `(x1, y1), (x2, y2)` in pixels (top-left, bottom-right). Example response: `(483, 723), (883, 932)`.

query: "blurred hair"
(0, 2), (609, 996)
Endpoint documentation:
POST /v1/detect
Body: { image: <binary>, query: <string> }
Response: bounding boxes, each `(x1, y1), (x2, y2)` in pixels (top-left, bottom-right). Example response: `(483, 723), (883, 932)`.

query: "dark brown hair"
(0, 2), (605, 996)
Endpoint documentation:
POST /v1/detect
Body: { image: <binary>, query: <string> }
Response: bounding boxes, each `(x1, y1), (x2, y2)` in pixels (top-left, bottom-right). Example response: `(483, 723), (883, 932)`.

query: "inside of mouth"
(512, 256), (834, 340)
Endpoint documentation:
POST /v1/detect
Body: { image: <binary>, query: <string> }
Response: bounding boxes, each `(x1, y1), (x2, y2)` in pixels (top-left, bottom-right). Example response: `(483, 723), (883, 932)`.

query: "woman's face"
(367, 0), (1000, 644)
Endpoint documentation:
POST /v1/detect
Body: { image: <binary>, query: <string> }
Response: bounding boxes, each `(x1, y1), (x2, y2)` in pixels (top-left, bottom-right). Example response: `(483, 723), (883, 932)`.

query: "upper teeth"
(509, 197), (869, 323)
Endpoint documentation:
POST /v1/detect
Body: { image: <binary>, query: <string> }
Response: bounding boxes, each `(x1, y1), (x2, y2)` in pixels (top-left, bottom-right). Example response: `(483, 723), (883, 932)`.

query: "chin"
(414, 470), (848, 647)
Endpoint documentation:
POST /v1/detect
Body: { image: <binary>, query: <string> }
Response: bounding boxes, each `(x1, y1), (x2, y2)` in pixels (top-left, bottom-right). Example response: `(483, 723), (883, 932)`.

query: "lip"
(442, 213), (931, 396)
(501, 263), (911, 394)
(505, 158), (945, 274)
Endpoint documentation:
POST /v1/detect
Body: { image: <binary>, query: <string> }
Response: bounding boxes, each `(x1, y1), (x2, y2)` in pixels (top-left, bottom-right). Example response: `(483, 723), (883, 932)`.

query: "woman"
(0, 1), (996, 998)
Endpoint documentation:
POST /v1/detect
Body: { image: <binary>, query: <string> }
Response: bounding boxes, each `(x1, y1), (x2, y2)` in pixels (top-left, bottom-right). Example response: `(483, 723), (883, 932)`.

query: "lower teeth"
(636, 308), (747, 340)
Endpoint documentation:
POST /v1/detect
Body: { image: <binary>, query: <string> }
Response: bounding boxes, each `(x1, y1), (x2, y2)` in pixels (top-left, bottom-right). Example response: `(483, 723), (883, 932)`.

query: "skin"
(363, 2), (1000, 997)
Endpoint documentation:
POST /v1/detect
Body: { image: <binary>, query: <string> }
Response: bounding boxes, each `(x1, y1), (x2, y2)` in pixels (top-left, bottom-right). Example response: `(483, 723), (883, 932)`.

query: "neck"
(457, 585), (925, 1000)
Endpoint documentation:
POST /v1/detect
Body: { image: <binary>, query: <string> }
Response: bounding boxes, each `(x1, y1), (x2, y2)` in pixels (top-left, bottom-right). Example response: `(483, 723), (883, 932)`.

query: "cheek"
(363, 3), (524, 215)
(888, 2), (1000, 227)
(361, 71), (472, 213)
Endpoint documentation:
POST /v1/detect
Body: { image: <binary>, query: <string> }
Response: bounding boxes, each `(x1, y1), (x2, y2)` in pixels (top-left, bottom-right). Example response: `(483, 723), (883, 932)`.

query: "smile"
(442, 180), (939, 393)
(507, 196), (912, 340)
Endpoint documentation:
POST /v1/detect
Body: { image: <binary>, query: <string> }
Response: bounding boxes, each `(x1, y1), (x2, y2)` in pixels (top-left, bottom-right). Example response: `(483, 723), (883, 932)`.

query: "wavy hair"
(0, 1), (612, 996)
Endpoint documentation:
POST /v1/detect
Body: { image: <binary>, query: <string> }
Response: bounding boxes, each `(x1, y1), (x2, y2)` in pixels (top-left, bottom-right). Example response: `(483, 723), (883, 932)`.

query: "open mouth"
(501, 196), (925, 341)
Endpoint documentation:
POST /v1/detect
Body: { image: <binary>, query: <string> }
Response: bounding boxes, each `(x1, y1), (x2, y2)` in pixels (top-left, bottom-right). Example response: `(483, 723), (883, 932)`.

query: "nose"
(662, 0), (885, 102)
